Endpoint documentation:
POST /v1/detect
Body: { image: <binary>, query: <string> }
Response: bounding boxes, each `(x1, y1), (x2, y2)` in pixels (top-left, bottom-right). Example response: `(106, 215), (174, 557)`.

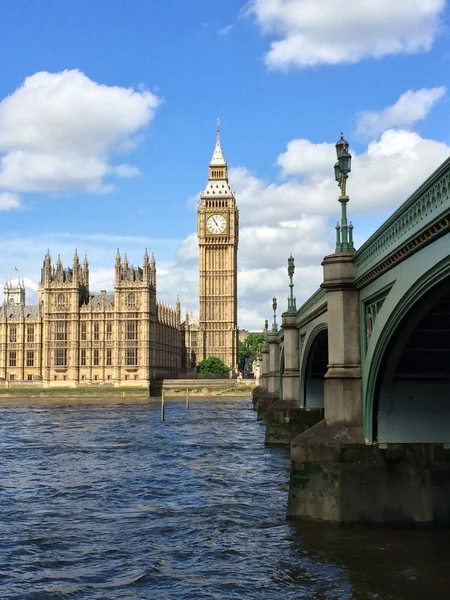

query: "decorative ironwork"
(364, 288), (392, 350)
(356, 214), (450, 288)
(334, 133), (355, 253)
(355, 159), (450, 278)
(287, 254), (297, 311)
(272, 297), (278, 332)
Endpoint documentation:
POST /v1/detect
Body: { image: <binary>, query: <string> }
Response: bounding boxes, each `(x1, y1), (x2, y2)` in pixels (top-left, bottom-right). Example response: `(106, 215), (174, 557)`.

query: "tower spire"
(210, 118), (226, 167)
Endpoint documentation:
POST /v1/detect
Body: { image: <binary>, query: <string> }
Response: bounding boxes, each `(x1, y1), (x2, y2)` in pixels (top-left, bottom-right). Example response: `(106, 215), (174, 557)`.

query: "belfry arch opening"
(374, 278), (450, 443)
(304, 329), (328, 408)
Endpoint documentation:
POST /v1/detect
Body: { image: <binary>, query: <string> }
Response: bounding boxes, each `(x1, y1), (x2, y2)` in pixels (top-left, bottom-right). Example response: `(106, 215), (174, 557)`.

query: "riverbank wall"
(0, 379), (256, 402)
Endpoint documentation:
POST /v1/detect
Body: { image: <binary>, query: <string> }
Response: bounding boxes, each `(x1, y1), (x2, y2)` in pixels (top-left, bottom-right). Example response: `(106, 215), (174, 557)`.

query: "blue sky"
(0, 0), (449, 329)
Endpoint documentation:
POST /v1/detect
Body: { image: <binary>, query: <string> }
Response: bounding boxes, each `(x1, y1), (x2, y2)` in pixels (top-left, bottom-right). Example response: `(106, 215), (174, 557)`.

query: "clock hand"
(212, 216), (218, 226)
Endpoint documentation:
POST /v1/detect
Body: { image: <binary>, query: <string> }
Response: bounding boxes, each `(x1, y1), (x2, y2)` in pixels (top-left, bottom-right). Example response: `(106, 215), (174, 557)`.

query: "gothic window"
(81, 322), (86, 341)
(27, 325), (34, 343)
(55, 322), (66, 341)
(57, 294), (66, 308)
(55, 348), (67, 367)
(127, 293), (136, 307)
(9, 374), (15, 381)
(27, 374), (33, 381)
(125, 348), (137, 366)
(9, 326), (17, 343)
(94, 322), (100, 341)
(26, 351), (34, 367)
(93, 349), (99, 366)
(191, 333), (197, 348)
(9, 351), (16, 367)
(106, 322), (112, 341)
(126, 321), (137, 340)
(80, 349), (86, 366)
(106, 349), (112, 366)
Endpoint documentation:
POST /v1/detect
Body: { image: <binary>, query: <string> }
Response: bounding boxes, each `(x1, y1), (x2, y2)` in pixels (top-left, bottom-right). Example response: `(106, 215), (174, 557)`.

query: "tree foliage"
(195, 356), (230, 375)
(238, 332), (266, 370)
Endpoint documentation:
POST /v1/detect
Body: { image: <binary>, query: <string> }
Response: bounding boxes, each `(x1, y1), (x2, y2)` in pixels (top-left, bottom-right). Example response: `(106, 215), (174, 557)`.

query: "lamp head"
(335, 132), (349, 158)
(287, 254), (295, 278)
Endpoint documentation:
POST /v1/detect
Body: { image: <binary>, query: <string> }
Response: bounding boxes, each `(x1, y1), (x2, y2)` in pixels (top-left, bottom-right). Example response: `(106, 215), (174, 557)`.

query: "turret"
(150, 253), (156, 287)
(4, 278), (26, 306)
(42, 250), (52, 284)
(73, 248), (80, 281)
(176, 296), (181, 325)
(115, 248), (121, 283)
(143, 248), (150, 283)
(82, 253), (90, 289)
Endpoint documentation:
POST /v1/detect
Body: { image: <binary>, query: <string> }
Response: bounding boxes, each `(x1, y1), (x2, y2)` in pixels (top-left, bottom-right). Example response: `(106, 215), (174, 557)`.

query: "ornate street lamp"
(264, 319), (268, 332)
(334, 132), (355, 253)
(287, 254), (296, 311)
(272, 296), (278, 332)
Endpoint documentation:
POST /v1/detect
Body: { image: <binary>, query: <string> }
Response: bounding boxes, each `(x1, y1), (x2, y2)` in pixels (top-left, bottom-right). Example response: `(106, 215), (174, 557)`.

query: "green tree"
(238, 332), (266, 371)
(195, 356), (230, 376)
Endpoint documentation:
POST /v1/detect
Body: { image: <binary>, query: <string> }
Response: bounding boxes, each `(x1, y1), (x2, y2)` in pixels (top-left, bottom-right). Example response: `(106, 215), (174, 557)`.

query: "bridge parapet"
(296, 288), (327, 326)
(355, 157), (450, 283)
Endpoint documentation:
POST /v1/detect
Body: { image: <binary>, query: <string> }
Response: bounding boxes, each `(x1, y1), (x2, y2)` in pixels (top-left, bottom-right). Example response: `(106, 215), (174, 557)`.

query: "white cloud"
(0, 191), (21, 210)
(175, 117), (450, 329)
(257, 129), (450, 217)
(218, 24), (234, 36)
(0, 69), (160, 195)
(357, 87), (447, 136)
(246, 0), (446, 69)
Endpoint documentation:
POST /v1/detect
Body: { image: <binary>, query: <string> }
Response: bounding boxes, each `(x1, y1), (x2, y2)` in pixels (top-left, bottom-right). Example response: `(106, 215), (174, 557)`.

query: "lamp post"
(272, 296), (278, 332)
(287, 254), (296, 311)
(264, 319), (268, 332)
(334, 133), (354, 253)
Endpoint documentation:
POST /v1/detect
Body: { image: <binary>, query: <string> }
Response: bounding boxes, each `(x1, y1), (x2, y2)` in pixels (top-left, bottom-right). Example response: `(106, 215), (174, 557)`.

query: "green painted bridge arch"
(357, 156), (450, 443)
(299, 323), (328, 409)
(362, 248), (450, 443)
(274, 154), (450, 445)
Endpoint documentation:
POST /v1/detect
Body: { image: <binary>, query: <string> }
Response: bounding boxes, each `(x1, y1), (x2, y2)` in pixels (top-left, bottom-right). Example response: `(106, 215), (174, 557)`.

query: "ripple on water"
(1, 398), (450, 600)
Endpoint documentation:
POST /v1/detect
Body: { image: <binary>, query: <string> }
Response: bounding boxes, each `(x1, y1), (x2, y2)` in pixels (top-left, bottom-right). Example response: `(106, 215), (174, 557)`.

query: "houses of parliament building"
(0, 124), (239, 387)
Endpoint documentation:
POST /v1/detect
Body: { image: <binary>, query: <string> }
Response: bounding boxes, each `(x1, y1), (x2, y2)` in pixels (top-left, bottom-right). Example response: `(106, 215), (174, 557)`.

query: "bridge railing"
(355, 157), (450, 280)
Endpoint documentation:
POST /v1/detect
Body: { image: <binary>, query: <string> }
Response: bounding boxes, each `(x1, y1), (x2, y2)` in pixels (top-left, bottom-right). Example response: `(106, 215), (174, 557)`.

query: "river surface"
(1, 397), (449, 599)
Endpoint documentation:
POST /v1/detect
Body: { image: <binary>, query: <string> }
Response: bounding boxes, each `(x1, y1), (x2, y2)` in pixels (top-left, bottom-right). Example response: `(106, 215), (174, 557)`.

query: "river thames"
(1, 397), (449, 599)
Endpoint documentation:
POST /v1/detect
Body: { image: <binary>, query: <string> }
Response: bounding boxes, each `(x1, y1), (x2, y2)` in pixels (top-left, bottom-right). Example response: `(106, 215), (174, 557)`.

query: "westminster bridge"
(256, 142), (450, 525)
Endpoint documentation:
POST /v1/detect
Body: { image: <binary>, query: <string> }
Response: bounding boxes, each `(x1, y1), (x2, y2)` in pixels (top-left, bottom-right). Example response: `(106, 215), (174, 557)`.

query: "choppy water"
(1, 398), (449, 599)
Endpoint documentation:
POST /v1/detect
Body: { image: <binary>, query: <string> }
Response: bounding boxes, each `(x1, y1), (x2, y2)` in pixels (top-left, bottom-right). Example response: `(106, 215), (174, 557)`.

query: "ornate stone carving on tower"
(197, 121), (239, 371)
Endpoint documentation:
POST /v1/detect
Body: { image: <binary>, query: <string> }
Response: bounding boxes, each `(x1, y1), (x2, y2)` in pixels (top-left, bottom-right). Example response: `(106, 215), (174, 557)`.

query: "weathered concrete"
(162, 378), (256, 397)
(280, 312), (300, 403)
(259, 344), (269, 390)
(251, 385), (278, 420)
(288, 420), (450, 523)
(321, 253), (362, 426)
(264, 400), (323, 444)
(267, 332), (280, 395)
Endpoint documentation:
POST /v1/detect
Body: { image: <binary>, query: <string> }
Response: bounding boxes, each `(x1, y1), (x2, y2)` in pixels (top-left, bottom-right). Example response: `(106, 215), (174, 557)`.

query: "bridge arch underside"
(375, 278), (450, 443)
(304, 329), (328, 408)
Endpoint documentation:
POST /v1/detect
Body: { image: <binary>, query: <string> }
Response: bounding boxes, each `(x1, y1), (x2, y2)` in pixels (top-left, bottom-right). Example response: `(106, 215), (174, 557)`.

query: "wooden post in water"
(186, 388), (190, 410)
(161, 390), (165, 422)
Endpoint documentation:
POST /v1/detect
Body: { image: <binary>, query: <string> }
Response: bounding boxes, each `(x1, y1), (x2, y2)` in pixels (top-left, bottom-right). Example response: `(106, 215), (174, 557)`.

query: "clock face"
(206, 214), (227, 234)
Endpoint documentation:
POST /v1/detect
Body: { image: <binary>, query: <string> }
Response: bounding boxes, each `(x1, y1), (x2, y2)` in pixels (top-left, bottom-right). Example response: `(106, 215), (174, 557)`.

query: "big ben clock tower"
(198, 121), (239, 371)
